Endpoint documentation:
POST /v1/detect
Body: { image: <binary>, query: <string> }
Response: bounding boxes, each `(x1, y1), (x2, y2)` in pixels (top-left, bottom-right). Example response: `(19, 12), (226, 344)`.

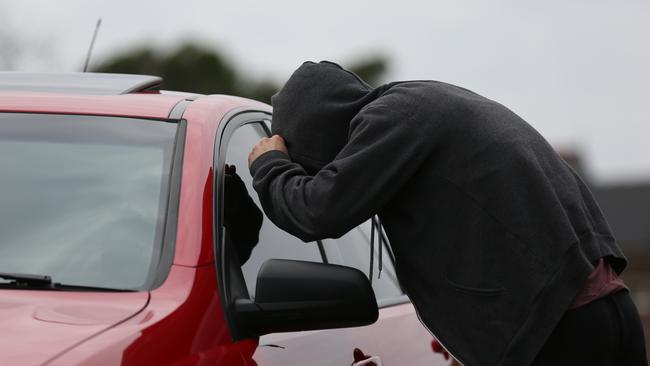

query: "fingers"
(248, 135), (288, 168)
(269, 134), (288, 154)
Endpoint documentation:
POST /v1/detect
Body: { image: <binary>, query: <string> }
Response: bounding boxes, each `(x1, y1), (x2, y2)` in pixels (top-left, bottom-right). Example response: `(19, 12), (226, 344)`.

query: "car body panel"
(47, 265), (251, 366)
(0, 289), (148, 366)
(0, 92), (270, 365)
(0, 91), (268, 365)
(252, 302), (448, 366)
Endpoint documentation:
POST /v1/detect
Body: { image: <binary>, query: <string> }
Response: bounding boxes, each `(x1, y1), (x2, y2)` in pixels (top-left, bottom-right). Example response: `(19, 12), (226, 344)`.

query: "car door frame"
(214, 108), (333, 339)
(214, 107), (273, 341)
(213, 108), (410, 338)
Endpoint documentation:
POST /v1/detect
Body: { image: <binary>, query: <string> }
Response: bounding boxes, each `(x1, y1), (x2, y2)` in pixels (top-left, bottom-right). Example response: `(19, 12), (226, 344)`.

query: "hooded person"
(247, 61), (646, 366)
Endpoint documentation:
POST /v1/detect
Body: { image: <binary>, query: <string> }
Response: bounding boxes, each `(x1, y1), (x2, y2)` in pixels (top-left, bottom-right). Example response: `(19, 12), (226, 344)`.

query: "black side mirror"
(233, 259), (378, 337)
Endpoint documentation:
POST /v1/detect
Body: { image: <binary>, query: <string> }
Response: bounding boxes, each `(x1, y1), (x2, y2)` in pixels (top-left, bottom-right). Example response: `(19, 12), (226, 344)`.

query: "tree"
(348, 55), (389, 87)
(94, 42), (389, 103)
(94, 44), (239, 96)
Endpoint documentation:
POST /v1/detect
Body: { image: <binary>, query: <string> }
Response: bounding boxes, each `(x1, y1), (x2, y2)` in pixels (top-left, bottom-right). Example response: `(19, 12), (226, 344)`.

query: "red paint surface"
(47, 265), (250, 366)
(253, 302), (449, 366)
(0, 91), (268, 365)
(0, 290), (148, 366)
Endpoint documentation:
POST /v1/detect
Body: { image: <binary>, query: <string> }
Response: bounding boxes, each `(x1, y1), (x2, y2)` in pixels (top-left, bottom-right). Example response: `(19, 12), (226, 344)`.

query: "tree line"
(93, 42), (388, 103)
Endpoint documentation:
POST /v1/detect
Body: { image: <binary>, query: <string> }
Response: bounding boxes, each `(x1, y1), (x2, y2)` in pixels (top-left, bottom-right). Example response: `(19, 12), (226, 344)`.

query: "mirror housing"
(233, 259), (378, 337)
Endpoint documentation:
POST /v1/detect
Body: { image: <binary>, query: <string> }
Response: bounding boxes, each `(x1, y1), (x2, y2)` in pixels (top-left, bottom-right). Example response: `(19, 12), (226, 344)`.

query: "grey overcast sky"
(3, 0), (650, 184)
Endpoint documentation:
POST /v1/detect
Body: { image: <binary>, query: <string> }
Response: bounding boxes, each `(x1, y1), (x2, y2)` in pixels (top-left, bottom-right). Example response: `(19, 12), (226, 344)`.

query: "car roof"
(0, 72), (162, 95)
(0, 72), (193, 119)
(0, 72), (270, 120)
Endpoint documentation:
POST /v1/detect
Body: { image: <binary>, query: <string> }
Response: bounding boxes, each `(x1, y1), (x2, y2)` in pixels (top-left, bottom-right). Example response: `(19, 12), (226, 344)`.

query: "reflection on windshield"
(0, 113), (177, 290)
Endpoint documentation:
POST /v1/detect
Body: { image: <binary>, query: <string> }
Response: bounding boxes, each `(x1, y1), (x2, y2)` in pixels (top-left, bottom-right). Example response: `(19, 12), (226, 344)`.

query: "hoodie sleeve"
(250, 104), (431, 242)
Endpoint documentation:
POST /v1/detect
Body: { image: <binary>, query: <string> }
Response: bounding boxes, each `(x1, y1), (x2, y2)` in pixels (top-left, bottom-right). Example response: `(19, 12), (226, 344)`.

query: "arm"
(250, 105), (431, 242)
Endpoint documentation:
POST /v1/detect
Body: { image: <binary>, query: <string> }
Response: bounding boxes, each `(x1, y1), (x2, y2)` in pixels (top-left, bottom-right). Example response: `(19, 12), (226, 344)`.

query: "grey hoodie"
(250, 61), (627, 366)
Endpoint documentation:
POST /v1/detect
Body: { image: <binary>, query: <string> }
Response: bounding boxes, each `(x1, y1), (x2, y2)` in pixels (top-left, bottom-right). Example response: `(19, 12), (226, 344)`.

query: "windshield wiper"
(0, 272), (52, 287)
(0, 272), (134, 292)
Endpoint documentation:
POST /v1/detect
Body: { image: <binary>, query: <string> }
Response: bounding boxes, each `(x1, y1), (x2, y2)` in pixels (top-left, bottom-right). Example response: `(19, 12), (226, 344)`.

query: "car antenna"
(83, 18), (102, 72)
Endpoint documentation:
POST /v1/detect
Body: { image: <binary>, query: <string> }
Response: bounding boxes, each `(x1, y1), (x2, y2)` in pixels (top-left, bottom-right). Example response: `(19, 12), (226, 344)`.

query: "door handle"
(352, 356), (383, 366)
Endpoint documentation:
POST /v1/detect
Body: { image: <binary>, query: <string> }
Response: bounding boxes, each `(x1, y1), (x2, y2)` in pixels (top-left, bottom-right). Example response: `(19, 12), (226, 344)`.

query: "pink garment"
(569, 258), (628, 309)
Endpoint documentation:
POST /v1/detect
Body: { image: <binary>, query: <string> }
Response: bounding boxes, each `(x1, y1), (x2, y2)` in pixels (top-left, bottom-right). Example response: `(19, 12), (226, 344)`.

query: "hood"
(271, 61), (378, 173)
(0, 289), (148, 366)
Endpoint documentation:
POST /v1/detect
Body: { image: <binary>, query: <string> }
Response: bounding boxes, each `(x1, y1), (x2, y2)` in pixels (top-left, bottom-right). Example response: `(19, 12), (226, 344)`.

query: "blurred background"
(2, 0), (649, 351)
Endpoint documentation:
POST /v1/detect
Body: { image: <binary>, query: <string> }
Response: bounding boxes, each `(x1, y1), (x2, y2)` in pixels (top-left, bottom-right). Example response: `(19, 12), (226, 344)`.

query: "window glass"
(324, 220), (404, 302)
(0, 113), (177, 289)
(224, 122), (324, 296)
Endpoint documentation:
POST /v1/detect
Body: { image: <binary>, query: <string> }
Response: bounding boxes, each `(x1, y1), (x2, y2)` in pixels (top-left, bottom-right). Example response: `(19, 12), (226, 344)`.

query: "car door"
(320, 223), (452, 366)
(217, 115), (451, 366)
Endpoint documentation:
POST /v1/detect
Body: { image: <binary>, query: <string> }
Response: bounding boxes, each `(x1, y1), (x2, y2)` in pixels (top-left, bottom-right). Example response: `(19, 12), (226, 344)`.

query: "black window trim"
(214, 108), (272, 341)
(147, 118), (186, 289)
(146, 97), (192, 289)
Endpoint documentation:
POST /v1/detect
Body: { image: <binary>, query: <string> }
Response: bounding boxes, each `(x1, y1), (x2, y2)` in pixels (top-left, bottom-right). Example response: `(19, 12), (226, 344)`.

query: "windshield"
(0, 113), (178, 290)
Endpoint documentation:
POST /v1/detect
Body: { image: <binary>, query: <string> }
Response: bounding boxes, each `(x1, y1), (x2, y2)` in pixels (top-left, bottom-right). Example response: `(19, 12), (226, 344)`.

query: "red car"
(0, 72), (450, 366)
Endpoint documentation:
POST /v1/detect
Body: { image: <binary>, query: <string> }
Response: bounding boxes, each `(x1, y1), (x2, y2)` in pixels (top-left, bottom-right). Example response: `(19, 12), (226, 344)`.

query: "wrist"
(249, 150), (291, 176)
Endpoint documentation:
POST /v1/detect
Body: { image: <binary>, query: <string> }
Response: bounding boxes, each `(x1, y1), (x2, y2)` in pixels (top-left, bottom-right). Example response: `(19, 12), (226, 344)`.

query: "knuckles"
(248, 136), (287, 168)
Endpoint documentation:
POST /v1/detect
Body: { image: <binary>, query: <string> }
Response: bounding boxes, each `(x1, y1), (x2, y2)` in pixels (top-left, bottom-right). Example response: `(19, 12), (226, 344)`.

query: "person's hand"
(248, 135), (288, 168)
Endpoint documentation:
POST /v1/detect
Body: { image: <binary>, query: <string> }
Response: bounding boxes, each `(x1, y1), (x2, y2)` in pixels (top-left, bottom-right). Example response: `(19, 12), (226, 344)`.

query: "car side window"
(224, 122), (324, 296)
(259, 120), (404, 304)
(225, 120), (404, 305)
(323, 220), (404, 303)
